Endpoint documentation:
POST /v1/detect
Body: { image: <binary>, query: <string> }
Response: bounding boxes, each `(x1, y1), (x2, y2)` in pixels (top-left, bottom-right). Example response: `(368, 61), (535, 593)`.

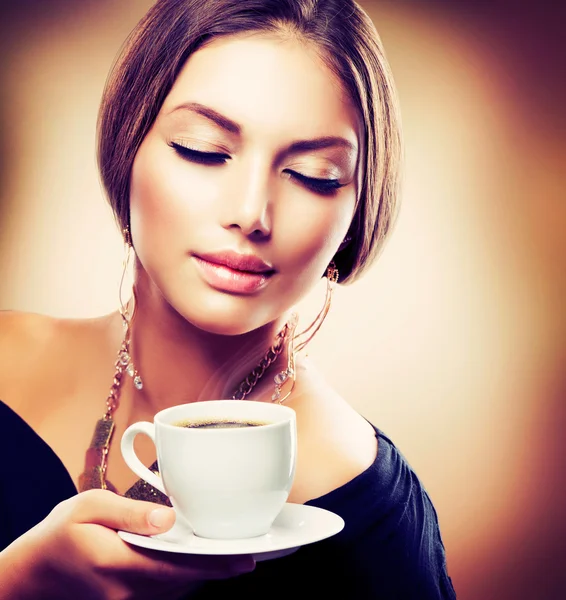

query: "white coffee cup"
(121, 400), (297, 539)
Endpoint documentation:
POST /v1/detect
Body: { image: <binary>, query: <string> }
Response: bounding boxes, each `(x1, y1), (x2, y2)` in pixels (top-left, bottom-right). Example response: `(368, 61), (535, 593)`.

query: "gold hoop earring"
(293, 261), (339, 354)
(118, 227), (143, 390)
(119, 228), (133, 318)
(271, 312), (298, 404)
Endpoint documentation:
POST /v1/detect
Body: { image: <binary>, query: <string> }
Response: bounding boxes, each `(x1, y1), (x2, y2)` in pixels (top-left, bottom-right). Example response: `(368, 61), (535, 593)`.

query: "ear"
(337, 235), (352, 252)
(123, 226), (133, 247)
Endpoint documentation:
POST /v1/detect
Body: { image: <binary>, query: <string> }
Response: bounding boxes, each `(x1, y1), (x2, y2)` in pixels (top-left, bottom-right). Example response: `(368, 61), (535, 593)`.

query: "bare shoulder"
(0, 310), (118, 416)
(285, 358), (379, 504)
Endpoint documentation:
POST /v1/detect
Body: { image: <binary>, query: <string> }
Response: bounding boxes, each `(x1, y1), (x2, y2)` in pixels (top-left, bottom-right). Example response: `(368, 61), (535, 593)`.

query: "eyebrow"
(168, 102), (357, 155)
(170, 102), (241, 134)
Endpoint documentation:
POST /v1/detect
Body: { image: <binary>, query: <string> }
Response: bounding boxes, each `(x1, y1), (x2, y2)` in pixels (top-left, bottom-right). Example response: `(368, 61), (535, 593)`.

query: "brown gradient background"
(1, 1), (565, 598)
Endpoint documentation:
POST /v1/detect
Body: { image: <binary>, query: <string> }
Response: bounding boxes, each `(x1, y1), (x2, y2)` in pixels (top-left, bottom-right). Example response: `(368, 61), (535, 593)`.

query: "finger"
(69, 489), (176, 535)
(131, 546), (256, 576)
(126, 548), (257, 583)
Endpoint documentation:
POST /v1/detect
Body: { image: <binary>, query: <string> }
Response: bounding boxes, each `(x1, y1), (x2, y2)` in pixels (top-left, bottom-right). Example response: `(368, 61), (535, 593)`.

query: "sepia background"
(1, 1), (565, 598)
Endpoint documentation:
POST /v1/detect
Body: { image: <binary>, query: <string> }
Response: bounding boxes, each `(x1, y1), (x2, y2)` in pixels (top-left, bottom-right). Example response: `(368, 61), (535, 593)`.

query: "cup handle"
(120, 422), (167, 495)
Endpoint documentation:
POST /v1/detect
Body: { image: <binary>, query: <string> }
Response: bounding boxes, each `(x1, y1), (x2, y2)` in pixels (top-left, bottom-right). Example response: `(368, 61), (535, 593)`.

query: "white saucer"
(118, 503), (344, 561)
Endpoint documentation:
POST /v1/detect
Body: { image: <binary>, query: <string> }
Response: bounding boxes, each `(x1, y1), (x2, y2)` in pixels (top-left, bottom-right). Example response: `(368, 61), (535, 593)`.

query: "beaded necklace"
(77, 313), (297, 504)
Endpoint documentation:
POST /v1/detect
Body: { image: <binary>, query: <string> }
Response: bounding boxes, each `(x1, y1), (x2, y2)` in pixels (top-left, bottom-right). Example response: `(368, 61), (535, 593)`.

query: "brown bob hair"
(97, 0), (402, 284)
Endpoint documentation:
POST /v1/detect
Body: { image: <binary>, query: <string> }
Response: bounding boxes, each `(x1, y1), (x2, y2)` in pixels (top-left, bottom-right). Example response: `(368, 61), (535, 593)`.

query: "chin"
(166, 293), (275, 337)
(191, 316), (260, 337)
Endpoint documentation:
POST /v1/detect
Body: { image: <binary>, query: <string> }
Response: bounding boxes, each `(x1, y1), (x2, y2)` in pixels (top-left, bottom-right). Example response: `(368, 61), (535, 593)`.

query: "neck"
(123, 276), (291, 413)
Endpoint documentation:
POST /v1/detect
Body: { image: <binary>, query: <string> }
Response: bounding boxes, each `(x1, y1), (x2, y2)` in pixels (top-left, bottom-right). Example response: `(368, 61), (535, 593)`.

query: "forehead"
(160, 33), (361, 146)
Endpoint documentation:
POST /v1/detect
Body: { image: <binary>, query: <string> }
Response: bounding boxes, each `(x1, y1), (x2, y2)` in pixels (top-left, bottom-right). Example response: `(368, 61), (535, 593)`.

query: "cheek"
(276, 192), (356, 273)
(129, 143), (219, 251)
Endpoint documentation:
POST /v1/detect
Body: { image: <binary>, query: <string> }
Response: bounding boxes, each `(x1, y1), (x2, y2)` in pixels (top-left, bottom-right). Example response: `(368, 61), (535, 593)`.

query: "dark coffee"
(173, 419), (269, 430)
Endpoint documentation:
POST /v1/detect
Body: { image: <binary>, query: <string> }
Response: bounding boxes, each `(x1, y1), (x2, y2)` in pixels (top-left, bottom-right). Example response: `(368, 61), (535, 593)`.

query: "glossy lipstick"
(193, 250), (275, 294)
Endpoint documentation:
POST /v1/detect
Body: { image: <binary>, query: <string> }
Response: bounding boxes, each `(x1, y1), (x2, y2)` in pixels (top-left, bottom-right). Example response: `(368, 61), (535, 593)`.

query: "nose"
(221, 159), (272, 239)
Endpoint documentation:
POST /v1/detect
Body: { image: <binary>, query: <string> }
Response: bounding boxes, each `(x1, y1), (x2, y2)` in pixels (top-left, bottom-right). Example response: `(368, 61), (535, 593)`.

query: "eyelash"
(169, 142), (345, 195)
(170, 143), (229, 165)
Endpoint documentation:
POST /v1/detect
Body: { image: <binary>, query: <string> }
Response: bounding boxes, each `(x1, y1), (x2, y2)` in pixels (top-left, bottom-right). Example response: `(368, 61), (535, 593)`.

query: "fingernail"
(148, 507), (173, 528)
(235, 559), (256, 573)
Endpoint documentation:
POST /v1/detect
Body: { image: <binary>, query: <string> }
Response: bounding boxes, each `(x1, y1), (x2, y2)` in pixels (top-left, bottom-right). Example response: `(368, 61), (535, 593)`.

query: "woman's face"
(130, 33), (361, 335)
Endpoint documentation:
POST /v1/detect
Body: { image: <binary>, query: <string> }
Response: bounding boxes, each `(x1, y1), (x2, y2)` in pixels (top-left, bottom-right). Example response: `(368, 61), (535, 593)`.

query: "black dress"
(0, 400), (457, 599)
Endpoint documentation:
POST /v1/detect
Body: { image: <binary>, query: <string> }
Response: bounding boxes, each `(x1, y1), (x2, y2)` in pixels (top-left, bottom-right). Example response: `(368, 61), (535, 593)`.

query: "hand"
(0, 490), (255, 599)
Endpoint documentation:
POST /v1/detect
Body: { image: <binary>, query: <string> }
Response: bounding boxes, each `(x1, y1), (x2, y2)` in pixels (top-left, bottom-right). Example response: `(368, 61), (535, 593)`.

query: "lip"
(196, 250), (274, 274)
(192, 251), (275, 295)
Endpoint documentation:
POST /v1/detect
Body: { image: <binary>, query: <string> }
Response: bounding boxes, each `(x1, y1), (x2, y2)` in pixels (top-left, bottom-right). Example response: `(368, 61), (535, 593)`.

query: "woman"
(0, 0), (456, 598)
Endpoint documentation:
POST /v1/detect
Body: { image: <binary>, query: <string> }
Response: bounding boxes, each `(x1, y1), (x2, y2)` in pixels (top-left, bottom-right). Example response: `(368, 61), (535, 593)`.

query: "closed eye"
(169, 142), (229, 165)
(286, 170), (345, 196)
(169, 142), (345, 195)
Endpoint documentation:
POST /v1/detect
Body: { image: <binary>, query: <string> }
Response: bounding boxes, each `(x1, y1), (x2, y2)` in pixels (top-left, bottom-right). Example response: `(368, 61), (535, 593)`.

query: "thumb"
(69, 489), (176, 535)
